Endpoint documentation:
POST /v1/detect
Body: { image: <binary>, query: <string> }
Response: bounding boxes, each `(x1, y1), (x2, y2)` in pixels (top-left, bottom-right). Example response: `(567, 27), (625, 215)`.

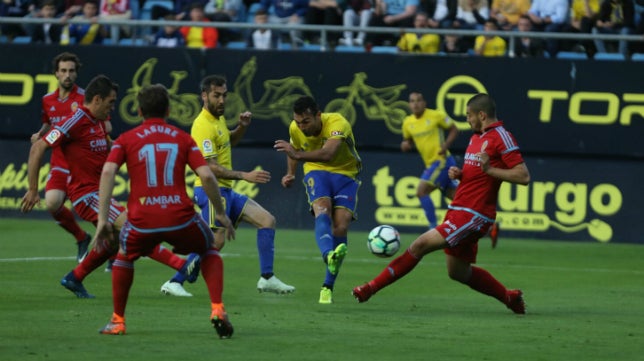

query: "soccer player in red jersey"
(31, 52), (97, 262)
(21, 75), (203, 299)
(352, 93), (531, 314)
(94, 84), (235, 338)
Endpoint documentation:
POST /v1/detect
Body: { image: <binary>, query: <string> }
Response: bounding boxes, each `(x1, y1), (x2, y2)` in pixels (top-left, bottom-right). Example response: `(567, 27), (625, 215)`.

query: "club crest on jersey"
(481, 140), (488, 152)
(71, 102), (79, 113)
(45, 129), (62, 143)
(203, 139), (213, 153)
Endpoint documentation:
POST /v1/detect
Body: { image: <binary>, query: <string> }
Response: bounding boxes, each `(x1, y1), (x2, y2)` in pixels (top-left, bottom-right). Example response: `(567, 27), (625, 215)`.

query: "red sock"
(51, 205), (86, 242)
(201, 249), (223, 304)
(370, 249), (421, 292)
(148, 245), (184, 270)
(111, 255), (134, 318)
(466, 266), (508, 303)
(73, 246), (114, 280)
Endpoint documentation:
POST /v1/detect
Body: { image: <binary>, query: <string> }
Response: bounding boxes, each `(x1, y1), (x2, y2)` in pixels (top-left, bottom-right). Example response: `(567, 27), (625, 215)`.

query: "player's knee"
(45, 199), (63, 213)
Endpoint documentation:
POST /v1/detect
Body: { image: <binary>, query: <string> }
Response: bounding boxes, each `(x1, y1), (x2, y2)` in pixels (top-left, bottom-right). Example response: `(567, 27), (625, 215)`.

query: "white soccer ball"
(367, 225), (401, 258)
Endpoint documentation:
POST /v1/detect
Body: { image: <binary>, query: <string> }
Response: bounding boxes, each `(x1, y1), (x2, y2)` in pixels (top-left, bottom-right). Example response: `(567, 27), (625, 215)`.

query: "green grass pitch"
(1, 218), (642, 361)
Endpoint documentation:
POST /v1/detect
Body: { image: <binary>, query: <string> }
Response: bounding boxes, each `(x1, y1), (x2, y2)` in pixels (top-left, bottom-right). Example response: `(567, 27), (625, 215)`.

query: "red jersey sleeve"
(186, 136), (207, 171)
(106, 139), (127, 167)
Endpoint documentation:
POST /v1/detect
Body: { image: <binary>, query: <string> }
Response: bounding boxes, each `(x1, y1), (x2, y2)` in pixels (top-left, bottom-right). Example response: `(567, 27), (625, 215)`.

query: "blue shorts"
(194, 186), (248, 228)
(303, 170), (360, 219)
(420, 156), (459, 192)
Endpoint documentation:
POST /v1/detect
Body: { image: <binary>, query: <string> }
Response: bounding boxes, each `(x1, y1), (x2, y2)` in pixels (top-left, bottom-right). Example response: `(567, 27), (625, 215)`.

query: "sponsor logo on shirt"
(203, 139), (213, 153)
(139, 195), (182, 208)
(45, 129), (62, 143)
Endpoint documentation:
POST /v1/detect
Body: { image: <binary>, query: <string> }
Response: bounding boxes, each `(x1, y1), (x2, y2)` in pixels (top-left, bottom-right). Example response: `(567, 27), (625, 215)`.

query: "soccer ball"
(367, 225), (401, 258)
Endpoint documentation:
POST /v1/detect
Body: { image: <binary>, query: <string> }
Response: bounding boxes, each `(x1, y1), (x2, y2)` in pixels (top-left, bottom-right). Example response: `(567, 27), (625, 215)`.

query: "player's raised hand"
(281, 174), (295, 188)
(238, 111), (252, 128)
(274, 139), (297, 159)
(20, 189), (40, 213)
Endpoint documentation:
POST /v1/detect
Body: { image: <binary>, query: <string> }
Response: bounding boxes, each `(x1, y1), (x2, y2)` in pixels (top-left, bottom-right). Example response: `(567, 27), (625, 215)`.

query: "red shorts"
(119, 214), (214, 261)
(72, 192), (125, 224)
(435, 208), (494, 264)
(45, 169), (71, 193)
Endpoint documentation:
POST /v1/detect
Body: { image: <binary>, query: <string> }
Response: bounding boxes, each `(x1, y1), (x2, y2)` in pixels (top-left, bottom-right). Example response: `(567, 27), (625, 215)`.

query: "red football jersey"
(106, 118), (207, 229)
(450, 121), (525, 219)
(43, 106), (109, 202)
(41, 85), (85, 171)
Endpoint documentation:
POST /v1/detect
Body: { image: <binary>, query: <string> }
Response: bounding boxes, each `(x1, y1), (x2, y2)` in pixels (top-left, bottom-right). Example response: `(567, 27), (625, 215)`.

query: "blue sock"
(315, 214), (333, 259)
(170, 271), (185, 284)
(420, 195), (437, 228)
(257, 228), (275, 276)
(323, 236), (347, 288)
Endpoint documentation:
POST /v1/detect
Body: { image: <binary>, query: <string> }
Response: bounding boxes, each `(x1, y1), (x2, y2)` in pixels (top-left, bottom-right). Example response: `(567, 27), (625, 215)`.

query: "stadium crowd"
(1, 0), (644, 58)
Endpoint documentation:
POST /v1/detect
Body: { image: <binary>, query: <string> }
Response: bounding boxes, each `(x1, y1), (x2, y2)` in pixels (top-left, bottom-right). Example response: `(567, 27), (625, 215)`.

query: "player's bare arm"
(20, 139), (49, 213)
(274, 138), (342, 163)
(440, 124), (459, 155)
(206, 156), (270, 183)
(196, 165), (235, 241)
(92, 161), (118, 253)
(30, 124), (51, 144)
(448, 166), (462, 180)
(274, 140), (299, 188)
(400, 138), (413, 152)
(229, 111), (252, 146)
(478, 152), (530, 185)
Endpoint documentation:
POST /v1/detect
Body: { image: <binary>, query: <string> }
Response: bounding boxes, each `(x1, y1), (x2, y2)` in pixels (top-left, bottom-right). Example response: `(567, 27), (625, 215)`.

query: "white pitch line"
(0, 253), (642, 275)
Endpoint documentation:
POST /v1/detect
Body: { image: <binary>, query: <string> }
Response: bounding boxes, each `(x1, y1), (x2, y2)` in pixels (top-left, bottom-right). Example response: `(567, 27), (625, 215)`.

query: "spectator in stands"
(397, 11), (440, 53)
(0, 0), (33, 40)
(61, 0), (107, 44)
(151, 0), (206, 21)
(512, 14), (546, 58)
(366, 0), (418, 46)
(633, 0), (644, 54)
(424, 0), (457, 29)
(204, 0), (244, 44)
(473, 18), (506, 56)
(339, 0), (371, 46)
(31, 0), (63, 43)
(247, 8), (278, 49)
(259, 0), (309, 47)
(453, 0), (488, 30)
(567, 0), (600, 56)
(304, 0), (344, 44)
(527, 0), (570, 57)
(180, 2), (219, 48)
(592, 0), (635, 56)
(62, 0), (83, 18)
(99, 0), (132, 42)
(489, 0), (530, 30)
(440, 27), (467, 53)
(153, 13), (186, 46)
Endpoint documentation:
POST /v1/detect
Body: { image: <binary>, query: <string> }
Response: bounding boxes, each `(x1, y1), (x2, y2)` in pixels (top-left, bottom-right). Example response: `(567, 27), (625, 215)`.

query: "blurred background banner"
(2, 44), (644, 157)
(1, 141), (640, 244)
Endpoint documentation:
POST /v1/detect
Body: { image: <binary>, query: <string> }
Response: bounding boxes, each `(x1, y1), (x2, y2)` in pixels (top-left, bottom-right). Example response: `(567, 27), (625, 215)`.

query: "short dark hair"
(200, 75), (227, 93)
(84, 75), (118, 104)
(293, 96), (319, 116)
(467, 93), (496, 118)
(52, 52), (82, 73)
(137, 84), (169, 118)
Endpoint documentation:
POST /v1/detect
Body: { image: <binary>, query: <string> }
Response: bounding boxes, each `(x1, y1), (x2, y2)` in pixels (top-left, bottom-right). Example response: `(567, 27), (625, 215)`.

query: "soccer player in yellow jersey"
(402, 92), (459, 230)
(274, 96), (361, 304)
(161, 75), (295, 296)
